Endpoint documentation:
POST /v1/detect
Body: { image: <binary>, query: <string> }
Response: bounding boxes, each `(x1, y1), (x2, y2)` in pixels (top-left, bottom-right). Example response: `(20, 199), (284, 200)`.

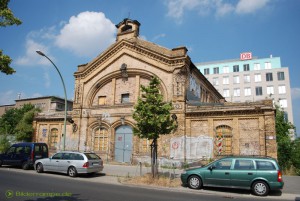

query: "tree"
(133, 76), (177, 177)
(0, 0), (22, 75)
(0, 104), (40, 141)
(0, 134), (10, 153)
(291, 139), (300, 175)
(275, 104), (295, 171)
(15, 109), (38, 141)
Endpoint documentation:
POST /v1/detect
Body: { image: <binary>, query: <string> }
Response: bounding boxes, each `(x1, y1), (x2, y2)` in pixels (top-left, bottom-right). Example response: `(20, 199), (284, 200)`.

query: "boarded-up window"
(215, 125), (232, 156)
(98, 96), (106, 105)
(50, 128), (59, 148)
(94, 128), (108, 151)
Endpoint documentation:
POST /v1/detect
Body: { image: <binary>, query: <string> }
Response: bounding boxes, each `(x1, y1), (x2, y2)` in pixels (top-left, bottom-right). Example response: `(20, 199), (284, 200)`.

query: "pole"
(36, 50), (67, 151)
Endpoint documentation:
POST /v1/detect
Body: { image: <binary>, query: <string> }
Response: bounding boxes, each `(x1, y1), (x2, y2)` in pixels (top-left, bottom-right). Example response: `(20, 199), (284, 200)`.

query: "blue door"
(115, 125), (133, 163)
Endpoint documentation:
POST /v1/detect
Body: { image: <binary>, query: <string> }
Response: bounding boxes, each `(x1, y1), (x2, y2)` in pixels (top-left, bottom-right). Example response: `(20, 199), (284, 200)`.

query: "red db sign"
(240, 52), (252, 60)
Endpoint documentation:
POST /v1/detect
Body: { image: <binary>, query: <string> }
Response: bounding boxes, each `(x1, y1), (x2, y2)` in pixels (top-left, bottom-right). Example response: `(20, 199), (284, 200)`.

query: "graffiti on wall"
(170, 135), (213, 160)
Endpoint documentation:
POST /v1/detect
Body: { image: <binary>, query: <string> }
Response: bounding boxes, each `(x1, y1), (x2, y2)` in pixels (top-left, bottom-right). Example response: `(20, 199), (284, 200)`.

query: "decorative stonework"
(74, 83), (83, 104)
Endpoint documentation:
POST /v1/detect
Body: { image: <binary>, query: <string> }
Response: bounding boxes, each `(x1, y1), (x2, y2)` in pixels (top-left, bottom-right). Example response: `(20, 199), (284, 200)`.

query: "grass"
(122, 173), (182, 188)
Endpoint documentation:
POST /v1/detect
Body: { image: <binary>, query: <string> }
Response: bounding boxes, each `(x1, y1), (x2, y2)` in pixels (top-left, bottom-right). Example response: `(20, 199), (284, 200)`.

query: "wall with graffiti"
(170, 135), (213, 160)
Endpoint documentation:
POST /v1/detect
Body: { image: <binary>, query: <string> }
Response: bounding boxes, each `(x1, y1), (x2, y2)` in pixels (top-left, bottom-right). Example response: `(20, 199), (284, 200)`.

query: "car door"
(3, 146), (17, 165)
(14, 146), (26, 166)
(45, 152), (63, 172)
(204, 159), (232, 187)
(57, 153), (72, 173)
(230, 159), (256, 188)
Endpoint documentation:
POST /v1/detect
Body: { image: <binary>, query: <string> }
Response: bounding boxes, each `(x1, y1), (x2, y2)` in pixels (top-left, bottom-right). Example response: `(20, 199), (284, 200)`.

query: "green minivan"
(181, 156), (284, 196)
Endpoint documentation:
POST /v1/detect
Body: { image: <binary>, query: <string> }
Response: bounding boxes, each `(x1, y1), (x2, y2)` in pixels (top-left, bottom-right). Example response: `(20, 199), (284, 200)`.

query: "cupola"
(115, 18), (140, 41)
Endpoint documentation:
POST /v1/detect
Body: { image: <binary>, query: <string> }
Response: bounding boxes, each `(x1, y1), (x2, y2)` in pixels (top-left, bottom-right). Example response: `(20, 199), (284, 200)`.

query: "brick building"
(33, 19), (277, 164)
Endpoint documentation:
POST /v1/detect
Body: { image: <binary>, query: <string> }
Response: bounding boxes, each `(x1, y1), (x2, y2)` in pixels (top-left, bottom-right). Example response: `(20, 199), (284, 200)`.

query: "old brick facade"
(33, 19), (277, 164)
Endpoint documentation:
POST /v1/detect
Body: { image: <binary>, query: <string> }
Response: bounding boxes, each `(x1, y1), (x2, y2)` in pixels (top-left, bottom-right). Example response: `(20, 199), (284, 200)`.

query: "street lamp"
(36, 50), (67, 151)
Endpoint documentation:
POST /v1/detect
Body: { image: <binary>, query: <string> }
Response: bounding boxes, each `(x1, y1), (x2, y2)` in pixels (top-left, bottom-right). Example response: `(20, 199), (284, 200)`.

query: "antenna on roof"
(128, 12), (131, 19)
(17, 93), (21, 100)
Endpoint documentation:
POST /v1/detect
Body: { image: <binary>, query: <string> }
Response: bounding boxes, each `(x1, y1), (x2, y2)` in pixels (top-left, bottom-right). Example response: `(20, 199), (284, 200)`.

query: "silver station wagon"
(34, 151), (104, 177)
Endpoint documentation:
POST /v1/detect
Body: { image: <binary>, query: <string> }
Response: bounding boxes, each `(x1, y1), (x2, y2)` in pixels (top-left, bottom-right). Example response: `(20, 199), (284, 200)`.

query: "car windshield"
(84, 153), (100, 160)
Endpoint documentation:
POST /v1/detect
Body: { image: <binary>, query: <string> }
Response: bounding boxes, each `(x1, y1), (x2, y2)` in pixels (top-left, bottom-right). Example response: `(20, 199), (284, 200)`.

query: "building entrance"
(114, 125), (133, 163)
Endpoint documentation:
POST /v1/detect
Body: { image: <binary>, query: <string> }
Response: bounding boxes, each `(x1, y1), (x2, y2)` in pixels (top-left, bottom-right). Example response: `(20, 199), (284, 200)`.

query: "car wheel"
(36, 163), (44, 173)
(22, 162), (29, 170)
(188, 175), (202, 189)
(252, 181), (269, 196)
(68, 166), (77, 177)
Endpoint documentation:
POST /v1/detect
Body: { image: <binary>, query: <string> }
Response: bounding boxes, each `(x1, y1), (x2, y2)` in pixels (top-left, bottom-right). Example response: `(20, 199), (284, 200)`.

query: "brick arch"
(85, 71), (169, 108)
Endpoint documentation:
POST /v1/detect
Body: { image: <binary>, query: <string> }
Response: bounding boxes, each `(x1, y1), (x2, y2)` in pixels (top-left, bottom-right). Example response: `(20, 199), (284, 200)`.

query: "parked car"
(34, 151), (104, 177)
(0, 142), (48, 170)
(181, 156), (284, 196)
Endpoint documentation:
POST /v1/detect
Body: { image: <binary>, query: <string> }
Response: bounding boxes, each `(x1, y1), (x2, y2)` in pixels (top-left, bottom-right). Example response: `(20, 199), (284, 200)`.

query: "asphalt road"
(0, 167), (298, 201)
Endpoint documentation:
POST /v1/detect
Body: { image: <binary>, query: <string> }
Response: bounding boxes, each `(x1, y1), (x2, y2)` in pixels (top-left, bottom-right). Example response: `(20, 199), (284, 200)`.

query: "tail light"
(31, 151), (34, 160)
(278, 170), (283, 182)
(83, 162), (89, 168)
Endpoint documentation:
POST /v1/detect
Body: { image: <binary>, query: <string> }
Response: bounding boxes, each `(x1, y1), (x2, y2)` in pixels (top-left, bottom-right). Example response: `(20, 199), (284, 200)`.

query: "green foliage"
(0, 50), (15, 74)
(275, 104), (295, 171)
(15, 110), (36, 141)
(0, 104), (40, 142)
(291, 139), (300, 175)
(0, 0), (22, 75)
(0, 135), (10, 153)
(132, 76), (177, 139)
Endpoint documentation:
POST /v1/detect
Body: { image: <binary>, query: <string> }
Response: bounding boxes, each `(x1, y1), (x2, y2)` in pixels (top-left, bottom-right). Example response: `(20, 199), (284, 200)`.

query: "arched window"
(50, 128), (59, 148)
(94, 127), (108, 151)
(215, 125), (233, 156)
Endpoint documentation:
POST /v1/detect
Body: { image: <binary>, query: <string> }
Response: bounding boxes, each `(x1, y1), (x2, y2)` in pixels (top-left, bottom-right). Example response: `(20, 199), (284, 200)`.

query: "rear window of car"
(255, 160), (276, 170)
(84, 153), (100, 160)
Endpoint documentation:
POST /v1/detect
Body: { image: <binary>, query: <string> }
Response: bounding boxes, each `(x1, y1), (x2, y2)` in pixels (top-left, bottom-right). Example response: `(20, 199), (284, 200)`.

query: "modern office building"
(196, 52), (293, 124)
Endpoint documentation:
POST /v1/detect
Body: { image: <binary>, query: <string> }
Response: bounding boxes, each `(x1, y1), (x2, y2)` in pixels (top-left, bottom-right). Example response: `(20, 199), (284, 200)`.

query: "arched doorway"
(115, 125), (133, 163)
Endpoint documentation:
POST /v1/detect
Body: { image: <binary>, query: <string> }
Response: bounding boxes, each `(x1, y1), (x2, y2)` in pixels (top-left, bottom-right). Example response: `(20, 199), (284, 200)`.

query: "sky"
(1, 0), (300, 136)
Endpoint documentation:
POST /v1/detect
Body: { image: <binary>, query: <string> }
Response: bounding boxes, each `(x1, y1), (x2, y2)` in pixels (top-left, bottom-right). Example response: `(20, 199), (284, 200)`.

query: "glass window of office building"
(278, 85), (286, 94)
(244, 74), (250, 83)
(223, 76), (229, 85)
(277, 72), (285, 80)
(265, 62), (272, 69)
(223, 66), (229, 73)
(244, 88), (251, 96)
(267, 86), (274, 95)
(255, 74), (261, 82)
(254, 63), (261, 70)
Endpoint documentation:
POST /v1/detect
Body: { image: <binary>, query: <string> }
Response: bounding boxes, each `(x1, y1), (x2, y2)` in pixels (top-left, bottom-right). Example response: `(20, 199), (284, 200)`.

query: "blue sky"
(1, 0), (299, 135)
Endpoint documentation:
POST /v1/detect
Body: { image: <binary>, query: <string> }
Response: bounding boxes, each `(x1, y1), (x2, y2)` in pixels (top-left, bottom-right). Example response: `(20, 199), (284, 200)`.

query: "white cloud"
(15, 39), (51, 66)
(236, 0), (270, 14)
(165, 0), (271, 21)
(0, 90), (16, 105)
(152, 33), (166, 42)
(291, 88), (300, 100)
(55, 11), (116, 57)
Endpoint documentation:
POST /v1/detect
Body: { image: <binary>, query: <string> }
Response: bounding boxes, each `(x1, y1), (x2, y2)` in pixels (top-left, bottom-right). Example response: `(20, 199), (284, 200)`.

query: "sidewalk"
(98, 163), (300, 200)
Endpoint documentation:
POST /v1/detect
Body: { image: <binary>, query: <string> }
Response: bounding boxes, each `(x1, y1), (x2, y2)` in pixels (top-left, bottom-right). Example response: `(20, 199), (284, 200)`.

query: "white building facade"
(196, 53), (293, 124)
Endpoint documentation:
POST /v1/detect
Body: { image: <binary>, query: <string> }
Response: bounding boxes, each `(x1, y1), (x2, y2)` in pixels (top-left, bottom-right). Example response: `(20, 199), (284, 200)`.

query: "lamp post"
(36, 50), (67, 151)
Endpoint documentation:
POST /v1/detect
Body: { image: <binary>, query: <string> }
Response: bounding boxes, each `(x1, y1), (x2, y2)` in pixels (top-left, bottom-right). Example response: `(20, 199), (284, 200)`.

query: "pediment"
(74, 37), (189, 80)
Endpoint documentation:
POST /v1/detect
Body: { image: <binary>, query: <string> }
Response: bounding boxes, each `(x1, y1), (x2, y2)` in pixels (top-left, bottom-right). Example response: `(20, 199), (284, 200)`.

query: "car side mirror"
(209, 165), (216, 171)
